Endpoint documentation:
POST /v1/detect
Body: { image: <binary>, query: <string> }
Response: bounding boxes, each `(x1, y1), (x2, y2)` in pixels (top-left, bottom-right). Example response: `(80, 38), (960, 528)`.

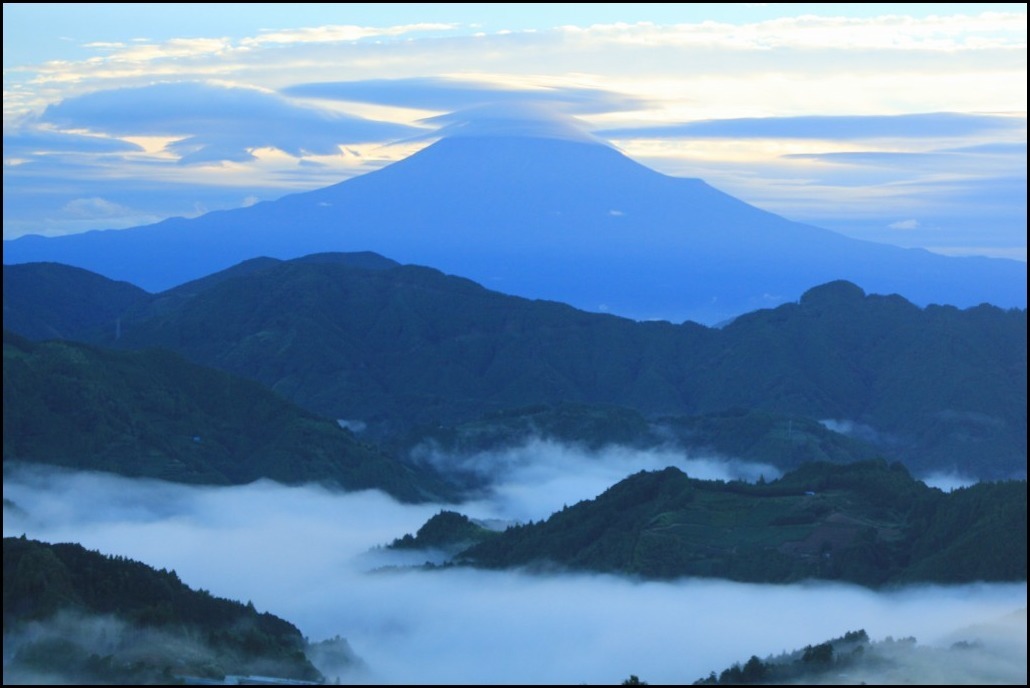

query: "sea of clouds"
(4, 444), (1025, 684)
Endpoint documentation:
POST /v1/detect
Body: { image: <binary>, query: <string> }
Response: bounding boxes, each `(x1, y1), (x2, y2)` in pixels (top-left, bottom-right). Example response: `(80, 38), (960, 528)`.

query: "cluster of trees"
(389, 510), (494, 552)
(694, 630), (871, 684)
(3, 536), (324, 683)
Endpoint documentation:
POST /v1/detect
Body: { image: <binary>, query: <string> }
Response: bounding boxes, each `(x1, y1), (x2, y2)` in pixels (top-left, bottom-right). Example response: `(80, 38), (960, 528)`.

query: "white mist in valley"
(920, 470), (979, 492)
(4, 458), (1026, 685)
(413, 438), (781, 523)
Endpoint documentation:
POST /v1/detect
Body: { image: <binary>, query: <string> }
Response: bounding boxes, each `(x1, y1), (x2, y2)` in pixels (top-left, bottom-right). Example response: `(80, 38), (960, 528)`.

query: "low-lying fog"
(4, 443), (1026, 685)
(414, 438), (783, 522)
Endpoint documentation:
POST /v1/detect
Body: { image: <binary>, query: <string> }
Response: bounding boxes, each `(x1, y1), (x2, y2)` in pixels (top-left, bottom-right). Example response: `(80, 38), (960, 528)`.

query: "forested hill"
(2, 536), (325, 684)
(2, 331), (449, 501)
(4, 256), (1026, 478)
(688, 621), (1026, 686)
(394, 404), (883, 481)
(454, 460), (1027, 587)
(2, 261), (150, 342)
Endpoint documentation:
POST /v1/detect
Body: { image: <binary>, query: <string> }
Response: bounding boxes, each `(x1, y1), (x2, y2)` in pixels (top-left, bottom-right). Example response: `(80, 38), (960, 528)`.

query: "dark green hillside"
(132, 251), (401, 320)
(5, 256), (1025, 479)
(3, 262), (150, 341)
(655, 408), (882, 469)
(389, 510), (495, 553)
(455, 461), (1027, 587)
(2, 331), (445, 501)
(899, 478), (1028, 583)
(3, 536), (324, 683)
(106, 261), (1029, 478)
(401, 403), (659, 455)
(707, 281), (1028, 476)
(401, 404), (879, 466)
(96, 256), (705, 435)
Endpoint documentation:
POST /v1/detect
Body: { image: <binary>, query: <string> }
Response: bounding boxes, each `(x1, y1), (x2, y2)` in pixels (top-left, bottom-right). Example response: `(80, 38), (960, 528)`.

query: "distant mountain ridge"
(4, 255), (1024, 479)
(4, 131), (1025, 324)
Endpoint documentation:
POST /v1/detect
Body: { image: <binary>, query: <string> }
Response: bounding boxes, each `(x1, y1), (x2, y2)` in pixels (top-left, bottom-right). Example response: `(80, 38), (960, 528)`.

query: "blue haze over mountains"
(4, 111), (1026, 325)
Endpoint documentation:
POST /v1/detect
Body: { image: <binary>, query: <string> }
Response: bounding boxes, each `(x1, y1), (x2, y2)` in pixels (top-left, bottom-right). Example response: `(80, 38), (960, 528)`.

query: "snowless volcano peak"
(422, 102), (608, 146)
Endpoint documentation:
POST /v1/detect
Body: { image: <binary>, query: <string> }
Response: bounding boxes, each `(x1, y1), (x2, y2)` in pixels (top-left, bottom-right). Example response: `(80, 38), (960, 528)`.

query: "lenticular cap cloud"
(283, 76), (649, 114)
(3, 128), (144, 157)
(40, 81), (423, 164)
(415, 102), (607, 145)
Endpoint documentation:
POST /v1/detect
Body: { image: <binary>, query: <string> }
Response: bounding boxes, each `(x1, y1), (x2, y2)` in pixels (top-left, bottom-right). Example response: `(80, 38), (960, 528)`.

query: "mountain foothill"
(5, 253), (1024, 485)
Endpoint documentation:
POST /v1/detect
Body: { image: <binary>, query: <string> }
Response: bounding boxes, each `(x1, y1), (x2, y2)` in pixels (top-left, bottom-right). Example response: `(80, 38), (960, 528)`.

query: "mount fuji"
(4, 109), (1025, 323)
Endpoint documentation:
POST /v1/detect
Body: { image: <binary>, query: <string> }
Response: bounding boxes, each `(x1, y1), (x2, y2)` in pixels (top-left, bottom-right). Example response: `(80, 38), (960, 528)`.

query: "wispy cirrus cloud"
(92, 37), (234, 64)
(559, 12), (1026, 51)
(13, 13), (1025, 104)
(600, 113), (1027, 141)
(240, 22), (456, 47)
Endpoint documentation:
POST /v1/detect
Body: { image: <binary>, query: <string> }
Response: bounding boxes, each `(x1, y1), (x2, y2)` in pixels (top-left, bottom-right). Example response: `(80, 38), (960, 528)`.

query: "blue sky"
(3, 3), (1026, 259)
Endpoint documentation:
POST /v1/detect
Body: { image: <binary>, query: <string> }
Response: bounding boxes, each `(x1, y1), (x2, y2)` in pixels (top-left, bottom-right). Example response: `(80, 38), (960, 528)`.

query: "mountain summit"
(4, 109), (1025, 322)
(416, 102), (609, 145)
